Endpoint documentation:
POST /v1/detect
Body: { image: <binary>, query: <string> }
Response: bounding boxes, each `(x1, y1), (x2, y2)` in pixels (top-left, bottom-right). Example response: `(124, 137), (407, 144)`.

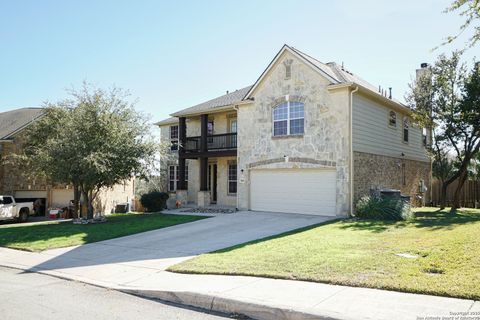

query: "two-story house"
(157, 45), (431, 217)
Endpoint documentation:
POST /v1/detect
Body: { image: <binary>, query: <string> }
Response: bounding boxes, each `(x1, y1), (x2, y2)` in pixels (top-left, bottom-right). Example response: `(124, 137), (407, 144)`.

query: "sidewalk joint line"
(218, 277), (266, 294)
(312, 287), (349, 308)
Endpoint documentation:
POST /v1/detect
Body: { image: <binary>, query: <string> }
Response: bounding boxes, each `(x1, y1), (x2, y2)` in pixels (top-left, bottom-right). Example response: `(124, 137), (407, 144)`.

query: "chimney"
(226, 90), (229, 94)
(388, 87), (392, 99)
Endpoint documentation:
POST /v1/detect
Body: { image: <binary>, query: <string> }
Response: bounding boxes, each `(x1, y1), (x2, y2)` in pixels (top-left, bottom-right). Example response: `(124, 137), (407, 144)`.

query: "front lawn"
(0, 213), (206, 251)
(169, 208), (480, 300)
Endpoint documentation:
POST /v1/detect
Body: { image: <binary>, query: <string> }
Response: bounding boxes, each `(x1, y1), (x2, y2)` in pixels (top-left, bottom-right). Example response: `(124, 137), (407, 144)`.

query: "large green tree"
(443, 0), (480, 48)
(20, 84), (157, 219)
(407, 53), (480, 211)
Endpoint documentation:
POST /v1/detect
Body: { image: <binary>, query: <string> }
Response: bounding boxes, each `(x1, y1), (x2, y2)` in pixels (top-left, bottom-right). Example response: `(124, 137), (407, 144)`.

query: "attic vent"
(283, 59), (293, 79)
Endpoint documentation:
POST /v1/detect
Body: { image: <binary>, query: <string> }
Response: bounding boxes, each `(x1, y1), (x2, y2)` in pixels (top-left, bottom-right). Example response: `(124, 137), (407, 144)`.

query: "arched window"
(273, 101), (304, 136)
(403, 117), (409, 143)
(389, 111), (397, 127)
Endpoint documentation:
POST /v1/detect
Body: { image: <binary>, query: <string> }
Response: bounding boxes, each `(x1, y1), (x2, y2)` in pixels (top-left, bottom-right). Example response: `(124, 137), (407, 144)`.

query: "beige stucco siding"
(352, 94), (429, 162)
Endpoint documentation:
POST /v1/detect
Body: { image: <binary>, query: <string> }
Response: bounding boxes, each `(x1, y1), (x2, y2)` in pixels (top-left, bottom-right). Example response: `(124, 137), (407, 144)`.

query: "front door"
(208, 163), (217, 203)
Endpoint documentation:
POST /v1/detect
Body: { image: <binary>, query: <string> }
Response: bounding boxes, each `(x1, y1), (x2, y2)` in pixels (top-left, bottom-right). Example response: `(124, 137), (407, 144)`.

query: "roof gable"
(0, 107), (44, 140)
(243, 44), (341, 99)
(163, 45), (408, 118)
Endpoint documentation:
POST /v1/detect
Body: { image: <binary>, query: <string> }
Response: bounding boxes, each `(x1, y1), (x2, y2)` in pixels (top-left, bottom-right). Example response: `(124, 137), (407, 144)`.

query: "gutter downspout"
(349, 86), (359, 217)
(233, 105), (240, 211)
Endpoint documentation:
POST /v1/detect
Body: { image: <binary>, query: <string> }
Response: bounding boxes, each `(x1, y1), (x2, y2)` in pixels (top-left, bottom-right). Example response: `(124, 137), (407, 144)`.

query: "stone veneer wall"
(237, 50), (351, 216)
(159, 112), (237, 208)
(353, 151), (431, 205)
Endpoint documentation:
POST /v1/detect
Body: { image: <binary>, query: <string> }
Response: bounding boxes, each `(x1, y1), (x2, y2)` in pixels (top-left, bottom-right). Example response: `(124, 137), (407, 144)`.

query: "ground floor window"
(168, 165), (188, 191)
(228, 161), (237, 194)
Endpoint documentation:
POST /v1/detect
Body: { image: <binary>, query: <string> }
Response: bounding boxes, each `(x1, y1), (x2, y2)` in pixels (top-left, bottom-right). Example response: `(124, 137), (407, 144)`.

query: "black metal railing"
(184, 133), (237, 153)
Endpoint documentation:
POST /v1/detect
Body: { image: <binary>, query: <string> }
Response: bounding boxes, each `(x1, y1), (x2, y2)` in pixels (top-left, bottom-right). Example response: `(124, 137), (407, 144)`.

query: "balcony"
(182, 132), (237, 157)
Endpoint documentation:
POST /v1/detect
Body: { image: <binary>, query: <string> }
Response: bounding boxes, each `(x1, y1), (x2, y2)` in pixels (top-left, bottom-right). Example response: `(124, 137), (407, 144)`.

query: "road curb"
(0, 263), (339, 320)
(120, 288), (342, 320)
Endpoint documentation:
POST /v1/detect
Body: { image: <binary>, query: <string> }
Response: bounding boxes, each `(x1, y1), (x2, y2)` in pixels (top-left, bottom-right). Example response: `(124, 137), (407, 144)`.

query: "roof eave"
(170, 102), (248, 118)
(2, 112), (45, 140)
(154, 119), (179, 126)
(327, 82), (410, 113)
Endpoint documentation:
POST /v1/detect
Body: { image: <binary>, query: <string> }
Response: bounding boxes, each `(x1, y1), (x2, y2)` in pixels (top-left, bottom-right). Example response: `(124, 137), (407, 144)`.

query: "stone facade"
(158, 47), (432, 216)
(0, 134), (135, 216)
(353, 151), (431, 205)
(159, 113), (237, 208)
(237, 50), (351, 216)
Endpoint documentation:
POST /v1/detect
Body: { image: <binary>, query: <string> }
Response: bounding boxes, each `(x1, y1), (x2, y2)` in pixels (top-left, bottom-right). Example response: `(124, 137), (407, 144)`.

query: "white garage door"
(250, 169), (336, 216)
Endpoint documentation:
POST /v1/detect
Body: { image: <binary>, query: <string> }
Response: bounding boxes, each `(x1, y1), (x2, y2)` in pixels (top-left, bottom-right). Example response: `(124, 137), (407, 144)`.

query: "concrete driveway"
(0, 211), (333, 287)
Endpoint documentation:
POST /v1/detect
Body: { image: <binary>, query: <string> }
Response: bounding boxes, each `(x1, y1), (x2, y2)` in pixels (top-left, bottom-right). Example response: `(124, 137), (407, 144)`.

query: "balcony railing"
(184, 133), (237, 153)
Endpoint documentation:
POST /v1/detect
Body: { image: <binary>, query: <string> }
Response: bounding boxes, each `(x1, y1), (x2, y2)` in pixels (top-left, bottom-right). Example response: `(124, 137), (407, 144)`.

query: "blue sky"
(0, 0), (476, 124)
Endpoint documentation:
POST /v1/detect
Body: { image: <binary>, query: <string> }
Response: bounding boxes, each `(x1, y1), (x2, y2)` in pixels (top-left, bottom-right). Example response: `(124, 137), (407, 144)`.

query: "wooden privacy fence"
(431, 179), (480, 208)
(134, 198), (145, 212)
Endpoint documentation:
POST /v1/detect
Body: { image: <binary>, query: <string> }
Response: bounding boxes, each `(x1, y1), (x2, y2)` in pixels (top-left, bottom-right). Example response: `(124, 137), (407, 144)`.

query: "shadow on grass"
(338, 208), (480, 233)
(203, 218), (341, 255)
(0, 213), (207, 251)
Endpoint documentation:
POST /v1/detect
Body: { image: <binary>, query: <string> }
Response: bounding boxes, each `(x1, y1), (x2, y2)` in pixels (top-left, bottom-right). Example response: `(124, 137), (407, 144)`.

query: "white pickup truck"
(0, 195), (33, 222)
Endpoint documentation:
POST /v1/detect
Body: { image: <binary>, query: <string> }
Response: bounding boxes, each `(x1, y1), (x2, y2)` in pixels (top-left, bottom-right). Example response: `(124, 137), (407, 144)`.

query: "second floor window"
(403, 118), (409, 143)
(389, 111), (397, 127)
(208, 120), (214, 135)
(170, 125), (179, 151)
(273, 101), (304, 136)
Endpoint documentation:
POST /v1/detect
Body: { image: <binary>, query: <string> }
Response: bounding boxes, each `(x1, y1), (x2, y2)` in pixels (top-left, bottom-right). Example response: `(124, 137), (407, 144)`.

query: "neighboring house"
(0, 107), (135, 216)
(156, 45), (431, 217)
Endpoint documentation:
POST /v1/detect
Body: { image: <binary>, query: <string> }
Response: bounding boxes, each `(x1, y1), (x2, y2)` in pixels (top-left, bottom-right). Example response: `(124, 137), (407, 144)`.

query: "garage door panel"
(250, 169), (336, 216)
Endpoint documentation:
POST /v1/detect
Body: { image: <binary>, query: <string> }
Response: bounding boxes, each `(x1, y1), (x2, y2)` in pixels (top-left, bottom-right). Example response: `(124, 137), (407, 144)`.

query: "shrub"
(355, 195), (413, 221)
(140, 191), (169, 212)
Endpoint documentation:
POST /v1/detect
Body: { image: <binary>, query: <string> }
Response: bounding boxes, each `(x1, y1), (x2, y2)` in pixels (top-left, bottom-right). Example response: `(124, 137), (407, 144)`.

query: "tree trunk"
(439, 181), (448, 210)
(87, 190), (94, 220)
(73, 184), (80, 218)
(451, 169), (468, 212)
(80, 187), (95, 220)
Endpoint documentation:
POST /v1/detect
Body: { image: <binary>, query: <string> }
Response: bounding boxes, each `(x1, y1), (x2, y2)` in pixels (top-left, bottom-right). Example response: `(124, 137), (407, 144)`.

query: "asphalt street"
(0, 266), (240, 320)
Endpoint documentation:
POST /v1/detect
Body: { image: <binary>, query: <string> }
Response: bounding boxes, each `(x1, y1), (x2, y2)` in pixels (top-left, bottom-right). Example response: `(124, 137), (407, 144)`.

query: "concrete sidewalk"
(0, 246), (478, 320)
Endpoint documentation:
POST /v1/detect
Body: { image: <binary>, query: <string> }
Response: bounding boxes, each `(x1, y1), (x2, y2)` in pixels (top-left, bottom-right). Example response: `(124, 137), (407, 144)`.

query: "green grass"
(0, 213), (207, 252)
(169, 208), (480, 300)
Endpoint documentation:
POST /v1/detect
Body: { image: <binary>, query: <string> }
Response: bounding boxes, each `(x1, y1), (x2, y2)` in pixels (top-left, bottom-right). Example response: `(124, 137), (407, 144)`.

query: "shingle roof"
(289, 46), (404, 105)
(171, 86), (252, 117)
(155, 117), (178, 126)
(166, 45), (404, 120)
(0, 107), (44, 140)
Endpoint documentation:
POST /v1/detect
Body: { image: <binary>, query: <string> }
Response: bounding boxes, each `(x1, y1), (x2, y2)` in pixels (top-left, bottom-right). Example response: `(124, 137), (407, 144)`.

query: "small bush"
(355, 195), (413, 221)
(140, 191), (169, 212)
